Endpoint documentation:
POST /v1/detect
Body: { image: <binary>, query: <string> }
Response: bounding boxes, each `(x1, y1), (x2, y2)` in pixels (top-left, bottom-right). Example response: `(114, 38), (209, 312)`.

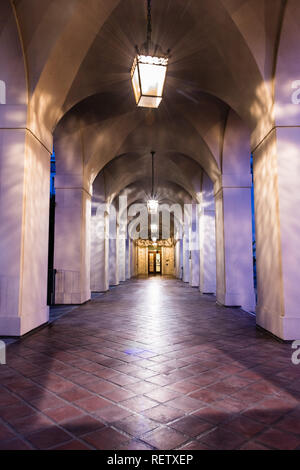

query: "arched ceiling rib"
(54, 89), (227, 184)
(93, 152), (203, 205)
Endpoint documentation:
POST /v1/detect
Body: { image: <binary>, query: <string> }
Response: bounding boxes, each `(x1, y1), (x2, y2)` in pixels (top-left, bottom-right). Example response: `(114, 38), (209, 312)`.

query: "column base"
(257, 305), (300, 341)
(217, 290), (256, 312)
(0, 306), (49, 337)
(200, 283), (216, 295)
(55, 292), (91, 305)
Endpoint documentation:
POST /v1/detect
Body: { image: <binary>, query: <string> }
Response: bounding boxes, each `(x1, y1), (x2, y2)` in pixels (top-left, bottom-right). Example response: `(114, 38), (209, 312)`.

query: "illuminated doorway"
(148, 246), (162, 275)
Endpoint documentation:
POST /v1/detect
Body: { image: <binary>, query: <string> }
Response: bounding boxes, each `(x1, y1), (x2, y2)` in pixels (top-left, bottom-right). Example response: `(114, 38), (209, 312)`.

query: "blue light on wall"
(250, 154), (257, 291)
(50, 151), (56, 195)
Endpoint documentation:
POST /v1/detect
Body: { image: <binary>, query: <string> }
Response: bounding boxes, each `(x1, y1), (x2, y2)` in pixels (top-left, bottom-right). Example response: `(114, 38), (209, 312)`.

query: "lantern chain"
(151, 150), (155, 197)
(147, 0), (152, 54)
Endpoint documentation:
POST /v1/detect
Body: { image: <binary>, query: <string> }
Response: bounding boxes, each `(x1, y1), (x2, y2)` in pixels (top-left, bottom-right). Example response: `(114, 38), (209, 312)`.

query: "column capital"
(214, 173), (252, 196)
(55, 174), (92, 198)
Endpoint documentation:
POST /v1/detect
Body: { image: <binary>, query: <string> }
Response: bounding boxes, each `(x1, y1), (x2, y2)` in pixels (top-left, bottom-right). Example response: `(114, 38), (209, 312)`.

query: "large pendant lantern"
(131, 0), (169, 109)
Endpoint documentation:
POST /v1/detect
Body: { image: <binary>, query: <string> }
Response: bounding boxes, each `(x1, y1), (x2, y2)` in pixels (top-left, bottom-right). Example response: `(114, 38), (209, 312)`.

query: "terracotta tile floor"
(0, 277), (300, 450)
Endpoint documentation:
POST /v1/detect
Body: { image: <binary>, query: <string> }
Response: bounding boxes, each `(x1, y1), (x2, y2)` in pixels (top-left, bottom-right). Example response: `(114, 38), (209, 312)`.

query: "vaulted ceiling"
(5, 0), (294, 206)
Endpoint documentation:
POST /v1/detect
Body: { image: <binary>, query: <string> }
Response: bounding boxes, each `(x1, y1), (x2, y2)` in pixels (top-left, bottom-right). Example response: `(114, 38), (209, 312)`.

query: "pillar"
(199, 173), (216, 294)
(175, 240), (181, 279)
(0, 130), (51, 335)
(215, 174), (255, 311)
(126, 238), (131, 280)
(54, 177), (91, 304)
(189, 205), (200, 287)
(109, 211), (119, 286)
(90, 205), (109, 292)
(253, 127), (300, 340)
(183, 208), (190, 283)
(118, 223), (126, 282)
(131, 240), (137, 277)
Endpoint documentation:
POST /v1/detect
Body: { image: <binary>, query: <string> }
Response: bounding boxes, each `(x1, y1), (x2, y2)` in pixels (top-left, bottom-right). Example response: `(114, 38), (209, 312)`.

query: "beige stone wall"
(162, 247), (175, 276)
(137, 247), (148, 275)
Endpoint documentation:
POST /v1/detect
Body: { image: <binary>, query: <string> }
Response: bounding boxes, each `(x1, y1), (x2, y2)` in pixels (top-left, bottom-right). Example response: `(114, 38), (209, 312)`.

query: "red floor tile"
(199, 427), (246, 450)
(0, 403), (36, 424)
(256, 428), (300, 450)
(44, 404), (83, 423)
(170, 415), (214, 437)
(53, 440), (91, 450)
(167, 396), (204, 412)
(76, 396), (111, 412)
(180, 440), (212, 450)
(61, 415), (105, 436)
(11, 413), (54, 435)
(58, 386), (94, 402)
(224, 415), (266, 438)
(114, 415), (158, 436)
(118, 439), (154, 450)
(94, 404), (132, 423)
(0, 422), (17, 441)
(275, 415), (300, 435)
(0, 438), (33, 450)
(122, 396), (158, 412)
(143, 405), (185, 424)
(142, 427), (188, 450)
(167, 380), (201, 394)
(145, 388), (181, 403)
(26, 427), (72, 449)
(83, 427), (130, 450)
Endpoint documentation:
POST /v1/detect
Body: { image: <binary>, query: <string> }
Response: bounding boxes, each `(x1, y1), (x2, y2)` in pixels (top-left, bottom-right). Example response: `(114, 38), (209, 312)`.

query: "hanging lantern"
(131, 0), (169, 109)
(131, 55), (168, 108)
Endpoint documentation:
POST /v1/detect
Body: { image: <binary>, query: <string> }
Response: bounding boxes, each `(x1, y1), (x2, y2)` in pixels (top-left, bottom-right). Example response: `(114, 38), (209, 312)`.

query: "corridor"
(0, 278), (299, 450)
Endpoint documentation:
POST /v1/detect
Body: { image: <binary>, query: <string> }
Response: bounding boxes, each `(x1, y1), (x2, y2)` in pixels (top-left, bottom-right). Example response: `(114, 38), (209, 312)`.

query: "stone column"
(175, 240), (181, 279)
(199, 173), (216, 294)
(131, 240), (137, 277)
(189, 205), (200, 287)
(118, 223), (126, 283)
(183, 208), (190, 283)
(253, 127), (300, 340)
(126, 238), (131, 280)
(90, 206), (109, 293)
(215, 174), (255, 312)
(109, 211), (119, 286)
(54, 176), (91, 304)
(0, 129), (51, 336)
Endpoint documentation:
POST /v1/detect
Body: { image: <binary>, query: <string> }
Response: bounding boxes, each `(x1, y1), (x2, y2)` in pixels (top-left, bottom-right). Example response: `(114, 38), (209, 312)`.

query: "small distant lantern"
(131, 0), (169, 109)
(147, 151), (159, 214)
(147, 199), (159, 214)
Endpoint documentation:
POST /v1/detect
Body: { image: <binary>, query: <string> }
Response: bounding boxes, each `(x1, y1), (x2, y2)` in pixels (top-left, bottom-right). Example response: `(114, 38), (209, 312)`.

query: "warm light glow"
(131, 55), (168, 108)
(147, 199), (159, 214)
(151, 224), (158, 233)
(152, 237), (157, 242)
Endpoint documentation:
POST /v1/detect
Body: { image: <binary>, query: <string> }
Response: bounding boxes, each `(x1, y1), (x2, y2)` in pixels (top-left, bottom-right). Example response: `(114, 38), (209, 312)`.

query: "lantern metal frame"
(131, 0), (170, 108)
